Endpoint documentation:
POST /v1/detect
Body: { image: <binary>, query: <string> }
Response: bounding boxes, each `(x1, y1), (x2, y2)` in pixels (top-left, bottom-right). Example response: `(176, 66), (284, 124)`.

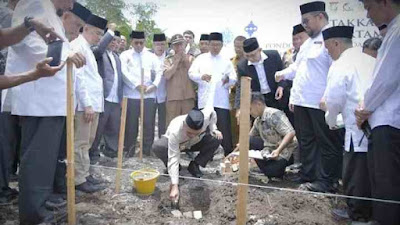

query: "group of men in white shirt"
(1, 0), (399, 224)
(276, 1), (400, 224)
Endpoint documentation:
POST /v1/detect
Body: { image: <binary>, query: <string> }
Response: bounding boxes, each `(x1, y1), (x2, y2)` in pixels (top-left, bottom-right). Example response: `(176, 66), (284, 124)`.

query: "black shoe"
(45, 194), (67, 210)
(187, 161), (203, 178)
(125, 149), (135, 158)
(2, 187), (18, 198)
(41, 208), (68, 224)
(331, 208), (351, 221)
(90, 155), (100, 165)
(76, 181), (106, 193)
(185, 152), (196, 160)
(288, 175), (308, 184)
(9, 173), (19, 182)
(86, 175), (105, 185)
(102, 148), (118, 158)
(0, 194), (15, 206)
(301, 182), (330, 193)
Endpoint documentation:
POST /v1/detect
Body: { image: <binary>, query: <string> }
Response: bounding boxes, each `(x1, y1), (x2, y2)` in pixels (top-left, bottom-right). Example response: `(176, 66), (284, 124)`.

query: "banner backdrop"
(143, 0), (380, 56)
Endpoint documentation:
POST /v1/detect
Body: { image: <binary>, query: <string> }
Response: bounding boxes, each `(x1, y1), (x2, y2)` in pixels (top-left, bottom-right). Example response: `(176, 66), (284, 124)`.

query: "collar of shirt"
(387, 14), (400, 32)
(248, 51), (268, 66)
(78, 35), (91, 49)
(47, 0), (57, 15)
(156, 52), (166, 61)
(314, 24), (330, 42)
(209, 52), (222, 60)
(260, 107), (271, 122)
(133, 50), (144, 56)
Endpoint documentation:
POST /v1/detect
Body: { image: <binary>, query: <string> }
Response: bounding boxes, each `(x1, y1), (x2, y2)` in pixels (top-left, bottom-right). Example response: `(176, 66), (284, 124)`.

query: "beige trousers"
(74, 111), (99, 185)
(166, 99), (195, 127)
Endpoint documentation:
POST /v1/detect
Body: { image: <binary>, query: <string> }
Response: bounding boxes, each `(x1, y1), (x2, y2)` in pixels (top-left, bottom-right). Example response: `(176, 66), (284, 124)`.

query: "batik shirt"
(249, 107), (297, 161)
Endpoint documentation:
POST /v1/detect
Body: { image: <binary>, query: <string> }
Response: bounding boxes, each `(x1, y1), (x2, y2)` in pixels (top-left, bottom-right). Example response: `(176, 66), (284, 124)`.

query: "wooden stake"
(66, 60), (76, 225)
(236, 76), (251, 225)
(139, 68), (144, 161)
(115, 97), (128, 193)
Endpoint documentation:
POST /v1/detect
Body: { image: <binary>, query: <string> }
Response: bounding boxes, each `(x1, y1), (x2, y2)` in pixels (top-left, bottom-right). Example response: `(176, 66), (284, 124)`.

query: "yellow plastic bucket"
(130, 168), (160, 195)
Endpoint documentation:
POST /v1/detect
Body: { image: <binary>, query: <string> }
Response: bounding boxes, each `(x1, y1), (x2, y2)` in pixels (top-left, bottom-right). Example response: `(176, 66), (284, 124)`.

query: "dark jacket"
(92, 32), (124, 103)
(234, 50), (287, 109)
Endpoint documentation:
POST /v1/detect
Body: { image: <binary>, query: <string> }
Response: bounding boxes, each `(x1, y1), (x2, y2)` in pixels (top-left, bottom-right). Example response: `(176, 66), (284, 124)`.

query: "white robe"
(325, 47), (375, 152)
(188, 52), (237, 110)
(3, 0), (70, 116)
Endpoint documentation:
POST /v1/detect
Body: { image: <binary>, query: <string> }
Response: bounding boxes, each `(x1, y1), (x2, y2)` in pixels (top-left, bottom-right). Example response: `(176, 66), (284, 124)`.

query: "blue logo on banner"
(245, 21), (258, 37)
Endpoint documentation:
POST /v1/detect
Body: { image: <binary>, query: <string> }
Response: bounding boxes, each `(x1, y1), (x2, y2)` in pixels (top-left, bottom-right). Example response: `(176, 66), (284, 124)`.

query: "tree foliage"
(129, 2), (163, 48)
(78, 0), (162, 48)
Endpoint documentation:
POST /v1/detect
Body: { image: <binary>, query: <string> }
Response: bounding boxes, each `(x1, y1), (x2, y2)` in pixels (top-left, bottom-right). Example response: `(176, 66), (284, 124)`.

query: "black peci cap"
(209, 32), (223, 41)
(243, 37), (259, 53)
(70, 2), (92, 22)
(185, 109), (204, 130)
(86, 14), (108, 30)
(293, 24), (306, 36)
(130, 30), (145, 39)
(322, 26), (354, 41)
(300, 1), (326, 15)
(153, 33), (166, 42)
(200, 34), (210, 41)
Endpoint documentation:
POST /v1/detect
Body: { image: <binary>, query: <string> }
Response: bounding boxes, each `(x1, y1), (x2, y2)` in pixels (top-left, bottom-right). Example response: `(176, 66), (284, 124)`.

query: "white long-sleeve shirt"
(70, 35), (104, 113)
(3, 0), (70, 116)
(155, 53), (167, 103)
(249, 52), (271, 94)
(364, 15), (400, 130)
(105, 50), (119, 103)
(120, 49), (162, 99)
(325, 47), (375, 152)
(189, 53), (237, 110)
(281, 25), (332, 109)
(164, 108), (218, 184)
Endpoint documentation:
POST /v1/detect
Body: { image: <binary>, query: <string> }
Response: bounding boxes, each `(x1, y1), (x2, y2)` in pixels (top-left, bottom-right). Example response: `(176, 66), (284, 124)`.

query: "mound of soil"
(0, 152), (346, 225)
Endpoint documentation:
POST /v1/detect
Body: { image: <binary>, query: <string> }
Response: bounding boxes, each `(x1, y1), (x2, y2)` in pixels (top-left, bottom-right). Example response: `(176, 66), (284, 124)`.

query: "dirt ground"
(0, 150), (347, 225)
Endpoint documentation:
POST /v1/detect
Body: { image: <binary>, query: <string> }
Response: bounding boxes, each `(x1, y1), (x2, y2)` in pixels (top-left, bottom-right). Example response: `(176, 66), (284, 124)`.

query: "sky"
(124, 0), (379, 58)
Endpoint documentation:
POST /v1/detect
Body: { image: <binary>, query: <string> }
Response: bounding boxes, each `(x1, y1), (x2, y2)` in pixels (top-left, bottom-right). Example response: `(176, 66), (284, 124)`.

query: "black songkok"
(186, 109), (204, 130)
(130, 31), (145, 39)
(322, 26), (354, 41)
(243, 37), (259, 53)
(209, 32), (223, 42)
(300, 1), (326, 15)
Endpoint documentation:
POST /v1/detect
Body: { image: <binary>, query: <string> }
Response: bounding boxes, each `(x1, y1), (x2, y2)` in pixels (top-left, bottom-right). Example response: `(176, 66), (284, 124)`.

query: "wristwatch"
(24, 16), (35, 32)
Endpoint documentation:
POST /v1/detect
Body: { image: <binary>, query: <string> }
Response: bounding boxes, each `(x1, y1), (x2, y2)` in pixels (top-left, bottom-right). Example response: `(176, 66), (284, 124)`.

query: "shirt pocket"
(307, 43), (324, 59)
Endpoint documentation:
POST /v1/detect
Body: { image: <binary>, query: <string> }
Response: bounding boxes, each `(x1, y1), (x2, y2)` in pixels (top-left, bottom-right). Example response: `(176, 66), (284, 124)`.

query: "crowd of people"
(0, 0), (399, 224)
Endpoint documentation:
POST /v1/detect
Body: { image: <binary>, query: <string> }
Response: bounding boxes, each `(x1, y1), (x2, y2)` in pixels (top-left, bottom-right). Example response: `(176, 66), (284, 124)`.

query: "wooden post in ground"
(115, 97), (128, 193)
(66, 60), (76, 225)
(236, 76), (251, 225)
(139, 68), (144, 161)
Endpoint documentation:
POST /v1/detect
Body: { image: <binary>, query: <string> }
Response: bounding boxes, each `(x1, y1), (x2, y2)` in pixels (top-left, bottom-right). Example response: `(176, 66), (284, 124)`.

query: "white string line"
(67, 162), (400, 205)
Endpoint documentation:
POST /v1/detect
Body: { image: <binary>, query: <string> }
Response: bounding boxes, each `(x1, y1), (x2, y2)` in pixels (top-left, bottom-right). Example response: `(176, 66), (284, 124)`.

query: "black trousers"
(18, 116), (65, 224)
(250, 136), (288, 178)
(156, 102), (166, 138)
(214, 107), (233, 156)
(53, 124), (67, 195)
(152, 133), (221, 168)
(294, 106), (344, 184)
(278, 83), (294, 125)
(90, 101), (121, 158)
(124, 98), (156, 156)
(0, 112), (21, 192)
(343, 140), (371, 221)
(263, 93), (279, 110)
(368, 126), (400, 225)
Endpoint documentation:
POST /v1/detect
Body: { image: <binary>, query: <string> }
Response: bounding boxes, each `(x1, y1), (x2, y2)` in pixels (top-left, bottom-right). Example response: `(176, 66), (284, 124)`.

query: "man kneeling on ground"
(240, 92), (297, 178)
(152, 108), (222, 200)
